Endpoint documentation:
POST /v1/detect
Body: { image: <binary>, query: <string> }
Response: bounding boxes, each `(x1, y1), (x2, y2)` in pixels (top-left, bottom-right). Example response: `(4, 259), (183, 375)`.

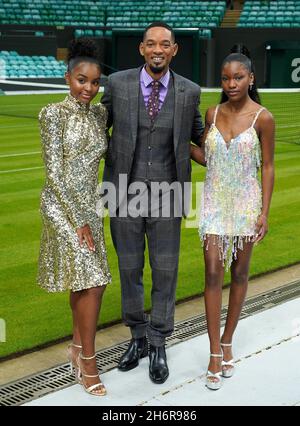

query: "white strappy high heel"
(206, 353), (223, 390)
(67, 343), (82, 383)
(221, 342), (235, 378)
(77, 353), (107, 397)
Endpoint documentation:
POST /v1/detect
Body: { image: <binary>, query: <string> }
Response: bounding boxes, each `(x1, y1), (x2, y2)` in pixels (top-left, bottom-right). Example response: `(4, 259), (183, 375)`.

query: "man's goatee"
(149, 64), (165, 74)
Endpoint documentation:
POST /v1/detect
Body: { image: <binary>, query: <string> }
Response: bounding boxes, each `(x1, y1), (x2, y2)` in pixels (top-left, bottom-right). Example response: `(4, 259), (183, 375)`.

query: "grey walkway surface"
(25, 297), (300, 406)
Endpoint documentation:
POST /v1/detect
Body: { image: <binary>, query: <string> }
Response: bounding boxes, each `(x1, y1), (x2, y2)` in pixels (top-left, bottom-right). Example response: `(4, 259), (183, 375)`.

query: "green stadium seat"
(0, 0), (227, 29)
(0, 50), (68, 78)
(241, 0), (300, 28)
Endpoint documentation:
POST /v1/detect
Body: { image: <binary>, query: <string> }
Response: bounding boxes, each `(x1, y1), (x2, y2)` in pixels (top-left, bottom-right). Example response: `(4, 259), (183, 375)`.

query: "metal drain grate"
(1, 279), (300, 406)
(0, 341), (130, 407)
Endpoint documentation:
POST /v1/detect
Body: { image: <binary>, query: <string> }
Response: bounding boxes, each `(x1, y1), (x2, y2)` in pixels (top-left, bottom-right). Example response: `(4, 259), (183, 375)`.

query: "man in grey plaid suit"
(102, 22), (204, 384)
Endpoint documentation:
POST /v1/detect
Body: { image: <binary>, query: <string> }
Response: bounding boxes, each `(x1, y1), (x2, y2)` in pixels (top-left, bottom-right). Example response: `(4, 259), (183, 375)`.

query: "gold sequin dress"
(37, 94), (112, 292)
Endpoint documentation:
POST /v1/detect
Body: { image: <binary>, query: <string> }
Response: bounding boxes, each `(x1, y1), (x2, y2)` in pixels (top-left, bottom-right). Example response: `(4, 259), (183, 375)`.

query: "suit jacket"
(101, 66), (204, 215)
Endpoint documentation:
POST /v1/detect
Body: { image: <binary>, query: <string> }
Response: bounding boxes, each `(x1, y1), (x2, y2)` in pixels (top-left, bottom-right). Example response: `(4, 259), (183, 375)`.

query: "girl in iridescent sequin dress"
(191, 46), (275, 390)
(38, 39), (111, 397)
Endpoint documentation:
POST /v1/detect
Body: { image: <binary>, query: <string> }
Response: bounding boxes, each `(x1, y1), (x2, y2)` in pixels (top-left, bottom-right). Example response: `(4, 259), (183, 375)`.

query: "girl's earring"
(249, 84), (253, 91)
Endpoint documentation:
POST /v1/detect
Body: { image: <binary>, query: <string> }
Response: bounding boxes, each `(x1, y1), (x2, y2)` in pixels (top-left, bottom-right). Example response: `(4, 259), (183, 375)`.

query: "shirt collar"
(141, 65), (170, 89)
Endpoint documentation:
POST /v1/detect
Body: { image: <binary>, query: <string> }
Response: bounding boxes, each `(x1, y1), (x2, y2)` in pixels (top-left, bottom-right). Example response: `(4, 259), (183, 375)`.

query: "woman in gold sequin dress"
(37, 39), (111, 397)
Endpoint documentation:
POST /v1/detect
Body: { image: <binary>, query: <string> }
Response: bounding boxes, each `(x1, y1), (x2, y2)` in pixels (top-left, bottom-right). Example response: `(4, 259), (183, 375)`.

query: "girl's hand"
(76, 224), (95, 252)
(254, 214), (268, 244)
(190, 144), (206, 166)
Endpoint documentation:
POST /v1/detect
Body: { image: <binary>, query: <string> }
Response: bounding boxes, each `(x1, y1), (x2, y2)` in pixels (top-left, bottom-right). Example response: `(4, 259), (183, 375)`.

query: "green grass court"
(0, 91), (299, 358)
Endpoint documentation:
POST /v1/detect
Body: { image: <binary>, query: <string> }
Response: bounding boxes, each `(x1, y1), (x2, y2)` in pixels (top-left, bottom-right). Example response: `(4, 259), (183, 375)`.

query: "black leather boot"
(118, 337), (148, 371)
(149, 344), (169, 384)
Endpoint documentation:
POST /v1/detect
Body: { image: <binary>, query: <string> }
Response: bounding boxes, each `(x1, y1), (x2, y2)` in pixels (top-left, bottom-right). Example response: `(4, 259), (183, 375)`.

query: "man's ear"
(139, 42), (145, 57)
(173, 43), (179, 57)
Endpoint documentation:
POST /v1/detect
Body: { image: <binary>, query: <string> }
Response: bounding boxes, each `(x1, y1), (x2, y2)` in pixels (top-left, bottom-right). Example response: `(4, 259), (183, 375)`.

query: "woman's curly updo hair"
(67, 38), (101, 72)
(220, 44), (261, 105)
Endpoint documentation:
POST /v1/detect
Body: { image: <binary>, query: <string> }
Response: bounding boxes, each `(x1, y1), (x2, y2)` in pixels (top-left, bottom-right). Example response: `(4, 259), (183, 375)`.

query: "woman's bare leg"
(70, 291), (81, 345)
(221, 241), (254, 366)
(70, 285), (106, 389)
(203, 236), (225, 378)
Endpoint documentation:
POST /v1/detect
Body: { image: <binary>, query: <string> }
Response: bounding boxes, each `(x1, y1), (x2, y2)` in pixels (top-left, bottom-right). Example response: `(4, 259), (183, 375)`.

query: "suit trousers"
(110, 185), (182, 347)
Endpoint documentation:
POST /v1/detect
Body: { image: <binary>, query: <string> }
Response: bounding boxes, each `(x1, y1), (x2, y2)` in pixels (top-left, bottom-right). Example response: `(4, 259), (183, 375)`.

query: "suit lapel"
(173, 73), (185, 154)
(128, 68), (141, 151)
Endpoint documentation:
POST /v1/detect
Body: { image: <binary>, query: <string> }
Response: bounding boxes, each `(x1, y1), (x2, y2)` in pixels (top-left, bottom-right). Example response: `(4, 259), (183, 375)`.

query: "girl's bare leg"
(203, 236), (225, 378)
(70, 286), (106, 389)
(221, 242), (254, 367)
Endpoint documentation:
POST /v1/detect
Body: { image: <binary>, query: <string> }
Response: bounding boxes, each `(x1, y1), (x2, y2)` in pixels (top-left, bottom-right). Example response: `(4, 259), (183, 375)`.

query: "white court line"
(0, 124), (36, 128)
(202, 87), (300, 93)
(277, 124), (300, 128)
(0, 102), (53, 107)
(3, 85), (297, 93)
(0, 151), (41, 158)
(3, 90), (70, 96)
(2, 87), (299, 95)
(0, 79), (68, 88)
(0, 166), (44, 174)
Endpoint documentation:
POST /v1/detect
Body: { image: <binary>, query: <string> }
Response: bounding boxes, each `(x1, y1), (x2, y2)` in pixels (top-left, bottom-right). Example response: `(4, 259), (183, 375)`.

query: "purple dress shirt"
(140, 66), (170, 111)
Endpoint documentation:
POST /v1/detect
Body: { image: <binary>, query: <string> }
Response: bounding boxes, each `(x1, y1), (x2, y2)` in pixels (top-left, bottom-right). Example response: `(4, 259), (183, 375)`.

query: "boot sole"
(149, 371), (169, 384)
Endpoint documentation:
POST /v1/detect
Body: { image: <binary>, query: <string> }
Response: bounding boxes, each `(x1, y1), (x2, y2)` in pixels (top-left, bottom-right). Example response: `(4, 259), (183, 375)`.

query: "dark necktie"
(147, 80), (160, 120)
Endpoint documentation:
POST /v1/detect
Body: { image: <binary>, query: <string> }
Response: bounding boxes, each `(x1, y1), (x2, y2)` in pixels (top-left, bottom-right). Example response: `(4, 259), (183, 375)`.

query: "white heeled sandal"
(67, 343), (82, 383)
(206, 353), (223, 390)
(78, 353), (107, 397)
(221, 342), (235, 378)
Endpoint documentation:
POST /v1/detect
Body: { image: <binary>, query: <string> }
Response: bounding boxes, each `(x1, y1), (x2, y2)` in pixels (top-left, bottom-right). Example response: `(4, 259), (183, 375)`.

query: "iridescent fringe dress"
(37, 94), (112, 292)
(199, 104), (265, 270)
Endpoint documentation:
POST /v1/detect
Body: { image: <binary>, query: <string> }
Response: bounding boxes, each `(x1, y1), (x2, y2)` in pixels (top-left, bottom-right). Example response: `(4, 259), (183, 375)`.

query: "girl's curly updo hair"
(67, 38), (101, 72)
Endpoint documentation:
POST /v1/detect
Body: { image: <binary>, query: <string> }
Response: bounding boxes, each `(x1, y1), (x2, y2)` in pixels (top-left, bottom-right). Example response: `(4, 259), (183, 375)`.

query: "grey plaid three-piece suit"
(102, 66), (204, 346)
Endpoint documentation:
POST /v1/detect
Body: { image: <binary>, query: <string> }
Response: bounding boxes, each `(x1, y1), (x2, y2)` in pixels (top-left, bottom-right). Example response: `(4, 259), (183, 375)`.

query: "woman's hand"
(76, 224), (95, 252)
(254, 214), (268, 244)
(190, 144), (206, 166)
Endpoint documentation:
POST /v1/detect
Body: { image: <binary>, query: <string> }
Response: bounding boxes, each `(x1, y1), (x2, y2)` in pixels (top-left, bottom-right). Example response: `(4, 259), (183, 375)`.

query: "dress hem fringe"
(199, 233), (256, 271)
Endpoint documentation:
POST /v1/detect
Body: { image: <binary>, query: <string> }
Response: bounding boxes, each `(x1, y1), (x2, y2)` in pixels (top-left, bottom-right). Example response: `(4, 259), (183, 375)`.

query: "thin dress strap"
(251, 107), (265, 128)
(212, 104), (220, 125)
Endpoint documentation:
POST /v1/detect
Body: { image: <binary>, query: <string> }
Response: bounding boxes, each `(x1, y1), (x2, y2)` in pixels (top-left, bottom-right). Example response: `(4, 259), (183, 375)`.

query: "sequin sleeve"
(94, 102), (108, 130)
(100, 77), (113, 130)
(93, 103), (109, 159)
(39, 104), (88, 229)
